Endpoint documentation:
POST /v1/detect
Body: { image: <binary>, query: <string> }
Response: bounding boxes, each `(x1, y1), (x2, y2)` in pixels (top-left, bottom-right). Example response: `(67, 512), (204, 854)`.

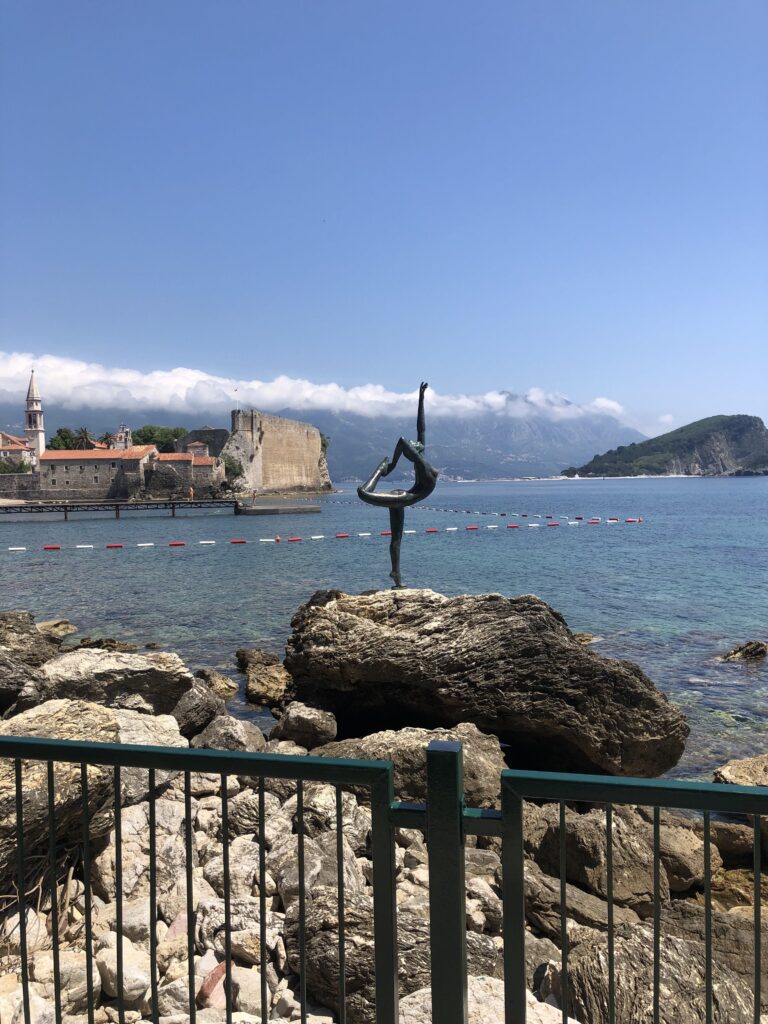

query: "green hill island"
(563, 414), (768, 477)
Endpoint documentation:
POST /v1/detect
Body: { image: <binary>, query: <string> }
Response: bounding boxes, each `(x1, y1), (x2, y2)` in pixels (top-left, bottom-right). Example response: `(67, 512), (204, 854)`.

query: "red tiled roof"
(156, 452), (193, 462)
(192, 455), (214, 466)
(0, 440), (31, 452)
(186, 441), (207, 448)
(0, 432), (30, 447)
(40, 445), (157, 462)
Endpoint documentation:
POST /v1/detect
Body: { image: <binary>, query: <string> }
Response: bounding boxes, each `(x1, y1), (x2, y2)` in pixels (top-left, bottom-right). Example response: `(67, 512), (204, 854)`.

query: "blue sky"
(1, 1), (766, 434)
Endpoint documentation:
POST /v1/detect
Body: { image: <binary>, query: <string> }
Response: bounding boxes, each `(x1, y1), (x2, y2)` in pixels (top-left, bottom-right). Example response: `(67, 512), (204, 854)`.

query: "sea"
(1, 477), (766, 781)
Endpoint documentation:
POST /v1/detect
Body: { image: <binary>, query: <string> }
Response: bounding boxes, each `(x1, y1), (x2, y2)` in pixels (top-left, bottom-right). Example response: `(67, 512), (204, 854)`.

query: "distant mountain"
(0, 394), (644, 481)
(563, 415), (768, 477)
(279, 406), (644, 480)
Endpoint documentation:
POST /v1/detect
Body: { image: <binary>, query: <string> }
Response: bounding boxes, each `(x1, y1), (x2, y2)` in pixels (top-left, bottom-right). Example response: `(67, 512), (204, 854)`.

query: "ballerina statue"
(357, 381), (439, 588)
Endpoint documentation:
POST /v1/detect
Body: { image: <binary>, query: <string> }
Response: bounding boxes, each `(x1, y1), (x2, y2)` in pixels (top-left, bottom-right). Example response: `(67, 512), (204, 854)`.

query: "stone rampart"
(223, 410), (331, 493)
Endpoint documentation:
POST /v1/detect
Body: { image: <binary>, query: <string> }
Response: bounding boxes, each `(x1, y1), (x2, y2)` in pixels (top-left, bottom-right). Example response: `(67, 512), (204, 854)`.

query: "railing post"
(501, 776), (526, 1024)
(371, 767), (399, 1024)
(426, 740), (468, 1024)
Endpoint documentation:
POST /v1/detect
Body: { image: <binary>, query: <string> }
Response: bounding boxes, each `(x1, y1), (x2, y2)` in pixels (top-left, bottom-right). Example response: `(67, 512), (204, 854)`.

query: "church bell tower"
(24, 370), (46, 461)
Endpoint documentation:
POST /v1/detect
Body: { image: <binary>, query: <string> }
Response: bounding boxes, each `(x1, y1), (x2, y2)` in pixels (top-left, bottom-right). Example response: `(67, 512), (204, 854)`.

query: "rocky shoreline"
(0, 593), (766, 1024)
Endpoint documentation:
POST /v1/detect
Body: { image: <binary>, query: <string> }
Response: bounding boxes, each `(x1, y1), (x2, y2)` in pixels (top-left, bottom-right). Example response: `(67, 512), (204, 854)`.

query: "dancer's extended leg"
(389, 506), (405, 587)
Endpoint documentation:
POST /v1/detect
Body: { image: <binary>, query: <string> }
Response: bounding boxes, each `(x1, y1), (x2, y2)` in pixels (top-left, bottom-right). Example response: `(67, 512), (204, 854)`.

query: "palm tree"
(73, 427), (93, 450)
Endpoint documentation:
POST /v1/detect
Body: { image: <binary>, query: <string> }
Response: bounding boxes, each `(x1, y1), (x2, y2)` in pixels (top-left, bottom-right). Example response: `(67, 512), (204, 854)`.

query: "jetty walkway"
(0, 498), (321, 519)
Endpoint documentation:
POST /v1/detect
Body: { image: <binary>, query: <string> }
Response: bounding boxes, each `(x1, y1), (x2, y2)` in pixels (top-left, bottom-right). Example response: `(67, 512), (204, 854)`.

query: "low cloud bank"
(1, 350), (627, 423)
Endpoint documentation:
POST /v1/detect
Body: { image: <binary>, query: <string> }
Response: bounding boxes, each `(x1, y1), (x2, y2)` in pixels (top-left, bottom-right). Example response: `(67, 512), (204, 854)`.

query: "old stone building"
(222, 409), (331, 492)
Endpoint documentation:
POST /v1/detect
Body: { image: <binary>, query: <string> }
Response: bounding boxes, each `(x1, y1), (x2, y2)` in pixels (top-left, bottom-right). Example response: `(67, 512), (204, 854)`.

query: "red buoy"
(507, 524), (520, 529)
(43, 545), (61, 551)
(106, 544), (123, 549)
(425, 528), (439, 533)
(288, 537), (302, 542)
(466, 525), (479, 531)
(335, 533), (350, 538)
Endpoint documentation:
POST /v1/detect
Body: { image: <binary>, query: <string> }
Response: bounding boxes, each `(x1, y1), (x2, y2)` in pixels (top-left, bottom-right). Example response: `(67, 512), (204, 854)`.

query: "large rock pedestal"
(284, 589), (689, 777)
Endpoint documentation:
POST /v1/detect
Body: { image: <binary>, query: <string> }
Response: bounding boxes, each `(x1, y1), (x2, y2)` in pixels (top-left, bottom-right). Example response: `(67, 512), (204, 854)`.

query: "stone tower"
(24, 370), (46, 461)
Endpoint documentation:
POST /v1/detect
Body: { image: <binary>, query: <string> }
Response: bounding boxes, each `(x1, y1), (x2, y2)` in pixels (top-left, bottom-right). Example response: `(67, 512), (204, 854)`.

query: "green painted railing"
(1, 735), (766, 1024)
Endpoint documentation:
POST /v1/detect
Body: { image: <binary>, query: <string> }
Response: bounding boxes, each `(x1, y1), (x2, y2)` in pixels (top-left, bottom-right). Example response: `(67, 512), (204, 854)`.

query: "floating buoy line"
(3, 518), (643, 553)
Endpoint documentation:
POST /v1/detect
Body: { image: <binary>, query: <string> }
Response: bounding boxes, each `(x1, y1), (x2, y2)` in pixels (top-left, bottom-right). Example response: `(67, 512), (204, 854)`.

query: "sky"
(1, 1), (766, 436)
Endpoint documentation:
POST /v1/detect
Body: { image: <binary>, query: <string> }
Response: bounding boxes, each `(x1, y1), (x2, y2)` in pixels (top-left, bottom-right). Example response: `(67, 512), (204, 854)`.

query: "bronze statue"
(357, 381), (439, 587)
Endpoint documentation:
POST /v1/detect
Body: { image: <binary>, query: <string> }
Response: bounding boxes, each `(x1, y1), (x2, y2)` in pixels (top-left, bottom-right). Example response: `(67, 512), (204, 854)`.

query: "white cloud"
(0, 350), (632, 424)
(658, 413), (675, 425)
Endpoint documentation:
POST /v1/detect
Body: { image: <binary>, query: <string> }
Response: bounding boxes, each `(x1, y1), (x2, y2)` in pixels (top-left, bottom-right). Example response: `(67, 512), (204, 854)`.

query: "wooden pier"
(0, 499), (321, 520)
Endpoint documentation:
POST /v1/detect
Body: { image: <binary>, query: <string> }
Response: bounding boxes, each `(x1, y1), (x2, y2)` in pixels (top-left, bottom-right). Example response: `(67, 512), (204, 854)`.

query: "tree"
(47, 427), (78, 450)
(132, 425), (187, 453)
(73, 427), (93, 450)
(0, 458), (32, 474)
(223, 454), (244, 482)
(98, 432), (113, 445)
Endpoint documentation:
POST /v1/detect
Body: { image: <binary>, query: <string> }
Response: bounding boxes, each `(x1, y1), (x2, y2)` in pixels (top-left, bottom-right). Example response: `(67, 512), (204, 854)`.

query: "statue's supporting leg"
(389, 506), (405, 588)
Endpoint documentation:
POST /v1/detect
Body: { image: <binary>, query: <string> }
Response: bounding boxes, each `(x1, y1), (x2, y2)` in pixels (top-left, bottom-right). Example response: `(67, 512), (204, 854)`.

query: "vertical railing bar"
(754, 817), (762, 1024)
(297, 780), (307, 1024)
(80, 764), (95, 1024)
(15, 760), (31, 1024)
(47, 762), (62, 1024)
(606, 803), (615, 1024)
(336, 786), (347, 1024)
(148, 770), (159, 1024)
(221, 775), (233, 1024)
(501, 782), (526, 1024)
(704, 810), (712, 1024)
(653, 806), (660, 1024)
(559, 800), (568, 1024)
(370, 770), (399, 1024)
(258, 779), (268, 1024)
(114, 765), (124, 1024)
(184, 772), (196, 1024)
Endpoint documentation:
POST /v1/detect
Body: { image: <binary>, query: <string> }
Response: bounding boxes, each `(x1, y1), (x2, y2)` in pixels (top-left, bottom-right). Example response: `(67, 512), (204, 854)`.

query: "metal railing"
(1, 735), (766, 1024)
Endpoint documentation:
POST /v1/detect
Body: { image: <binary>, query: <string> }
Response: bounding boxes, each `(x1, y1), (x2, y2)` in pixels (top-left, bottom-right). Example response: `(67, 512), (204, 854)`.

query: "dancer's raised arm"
(417, 381), (428, 446)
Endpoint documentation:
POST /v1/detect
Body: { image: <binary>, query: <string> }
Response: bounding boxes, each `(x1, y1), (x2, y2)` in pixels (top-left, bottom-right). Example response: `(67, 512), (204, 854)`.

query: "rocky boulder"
(565, 922), (754, 1023)
(722, 640), (767, 662)
(312, 723), (506, 806)
(0, 700), (118, 893)
(399, 976), (576, 1024)
(271, 702), (337, 748)
(714, 752), (768, 848)
(195, 668), (239, 700)
(0, 612), (61, 667)
(190, 714), (266, 753)
(285, 885), (501, 1024)
(236, 648), (289, 705)
(171, 679), (225, 739)
(285, 590), (688, 776)
(16, 649), (194, 716)
(0, 652), (38, 713)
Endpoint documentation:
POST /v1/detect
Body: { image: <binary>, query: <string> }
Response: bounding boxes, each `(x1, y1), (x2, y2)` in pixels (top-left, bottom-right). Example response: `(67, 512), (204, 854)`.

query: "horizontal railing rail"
(2, 735), (766, 1024)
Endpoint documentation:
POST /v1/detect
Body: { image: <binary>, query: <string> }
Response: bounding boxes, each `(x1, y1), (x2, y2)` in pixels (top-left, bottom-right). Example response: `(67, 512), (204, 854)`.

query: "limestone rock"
(722, 640), (768, 662)
(0, 611), (61, 666)
(0, 700), (118, 894)
(203, 837), (261, 899)
(285, 886), (500, 1024)
(267, 831), (364, 909)
(661, 900), (768, 1004)
(196, 668), (239, 701)
(190, 714), (266, 754)
(535, 807), (669, 914)
(36, 619), (78, 640)
(194, 898), (282, 958)
(714, 752), (768, 849)
(113, 709), (188, 806)
(95, 933), (151, 1002)
(313, 723), (506, 806)
(399, 975), (577, 1024)
(523, 861), (640, 940)
(565, 922), (754, 1022)
(17, 649), (194, 715)
(237, 649), (289, 706)
(10, 990), (55, 1024)
(271, 702), (336, 748)
(285, 589), (688, 776)
(0, 652), (38, 713)
(172, 679), (225, 739)
(30, 949), (101, 1015)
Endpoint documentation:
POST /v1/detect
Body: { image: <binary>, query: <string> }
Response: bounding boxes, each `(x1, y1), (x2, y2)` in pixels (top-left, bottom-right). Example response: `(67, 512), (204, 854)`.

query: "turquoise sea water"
(0, 477), (766, 779)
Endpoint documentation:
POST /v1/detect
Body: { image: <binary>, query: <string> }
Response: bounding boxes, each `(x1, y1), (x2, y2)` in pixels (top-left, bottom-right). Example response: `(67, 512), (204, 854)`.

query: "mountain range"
(563, 415), (768, 477)
(0, 394), (644, 480)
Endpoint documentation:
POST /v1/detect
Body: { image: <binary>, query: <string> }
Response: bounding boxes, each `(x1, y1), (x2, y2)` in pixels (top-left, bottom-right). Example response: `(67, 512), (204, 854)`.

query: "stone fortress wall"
(222, 410), (331, 493)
